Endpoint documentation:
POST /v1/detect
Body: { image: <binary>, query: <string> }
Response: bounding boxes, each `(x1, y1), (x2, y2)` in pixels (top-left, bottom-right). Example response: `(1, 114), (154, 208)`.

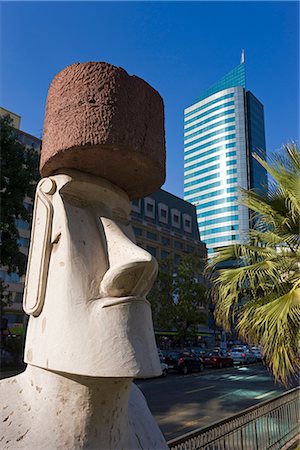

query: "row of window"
(0, 270), (21, 283)
(184, 117), (235, 142)
(197, 205), (239, 218)
(141, 246), (195, 263)
(184, 108), (235, 132)
(184, 133), (236, 157)
(188, 186), (238, 203)
(17, 237), (29, 247)
(184, 159), (237, 183)
(184, 150), (237, 174)
(184, 163), (219, 183)
(184, 170), (237, 196)
(184, 125), (236, 149)
(184, 172), (220, 189)
(132, 199), (193, 233)
(201, 224), (239, 237)
(198, 214), (239, 228)
(184, 177), (238, 197)
(133, 227), (192, 250)
(184, 100), (235, 128)
(199, 196), (237, 211)
(184, 142), (236, 165)
(226, 159), (236, 167)
(205, 234), (239, 245)
(227, 168), (237, 175)
(15, 219), (29, 230)
(184, 93), (234, 119)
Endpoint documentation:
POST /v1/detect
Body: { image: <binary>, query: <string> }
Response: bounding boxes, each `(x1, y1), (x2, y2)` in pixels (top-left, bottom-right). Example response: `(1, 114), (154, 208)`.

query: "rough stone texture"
(40, 62), (166, 200)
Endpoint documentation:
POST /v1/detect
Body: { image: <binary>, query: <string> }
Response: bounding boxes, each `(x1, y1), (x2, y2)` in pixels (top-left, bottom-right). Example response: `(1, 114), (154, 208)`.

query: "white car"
(230, 347), (257, 365)
(160, 359), (168, 377)
(250, 346), (263, 361)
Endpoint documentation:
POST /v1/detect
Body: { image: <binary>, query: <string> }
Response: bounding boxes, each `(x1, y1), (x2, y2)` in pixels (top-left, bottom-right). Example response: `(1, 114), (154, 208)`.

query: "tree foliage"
(0, 115), (40, 307)
(149, 254), (207, 340)
(207, 143), (300, 385)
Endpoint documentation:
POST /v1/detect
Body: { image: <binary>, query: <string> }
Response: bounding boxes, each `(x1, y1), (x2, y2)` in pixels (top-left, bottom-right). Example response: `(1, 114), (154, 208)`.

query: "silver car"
(229, 347), (257, 365)
(250, 346), (263, 361)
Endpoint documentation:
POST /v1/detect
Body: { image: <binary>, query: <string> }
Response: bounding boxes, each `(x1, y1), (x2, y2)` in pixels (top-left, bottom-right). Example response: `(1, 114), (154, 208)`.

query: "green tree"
(148, 256), (176, 331)
(149, 254), (207, 341)
(0, 115), (40, 310)
(207, 143), (300, 385)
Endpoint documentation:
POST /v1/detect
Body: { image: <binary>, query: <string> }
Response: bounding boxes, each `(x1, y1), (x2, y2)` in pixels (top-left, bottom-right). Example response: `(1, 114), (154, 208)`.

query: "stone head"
(23, 62), (166, 378)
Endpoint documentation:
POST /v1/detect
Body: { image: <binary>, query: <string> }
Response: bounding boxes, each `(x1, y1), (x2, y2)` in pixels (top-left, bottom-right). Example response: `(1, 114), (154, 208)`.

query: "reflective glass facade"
(184, 62), (267, 256)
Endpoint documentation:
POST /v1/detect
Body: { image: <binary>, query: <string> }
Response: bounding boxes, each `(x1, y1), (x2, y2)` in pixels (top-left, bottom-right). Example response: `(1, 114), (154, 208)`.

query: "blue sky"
(1, 1), (299, 198)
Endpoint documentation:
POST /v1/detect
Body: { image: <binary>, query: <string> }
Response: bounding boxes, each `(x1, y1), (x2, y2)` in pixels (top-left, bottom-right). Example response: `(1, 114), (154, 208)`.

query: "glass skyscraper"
(183, 59), (266, 256)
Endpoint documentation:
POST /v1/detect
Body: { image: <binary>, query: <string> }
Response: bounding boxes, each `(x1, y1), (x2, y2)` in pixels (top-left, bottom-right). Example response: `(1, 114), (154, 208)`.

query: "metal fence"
(168, 387), (300, 450)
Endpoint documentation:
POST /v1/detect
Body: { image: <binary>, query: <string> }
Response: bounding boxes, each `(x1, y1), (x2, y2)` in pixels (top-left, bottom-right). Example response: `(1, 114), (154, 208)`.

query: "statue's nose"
(99, 218), (158, 298)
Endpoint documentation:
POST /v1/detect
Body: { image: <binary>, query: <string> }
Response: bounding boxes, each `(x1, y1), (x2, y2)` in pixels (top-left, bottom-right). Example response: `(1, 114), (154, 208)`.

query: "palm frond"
(237, 288), (300, 385)
(207, 143), (300, 384)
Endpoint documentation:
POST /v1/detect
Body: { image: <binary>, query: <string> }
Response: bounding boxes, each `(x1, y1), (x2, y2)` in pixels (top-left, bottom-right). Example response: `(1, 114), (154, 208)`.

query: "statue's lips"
(101, 296), (150, 308)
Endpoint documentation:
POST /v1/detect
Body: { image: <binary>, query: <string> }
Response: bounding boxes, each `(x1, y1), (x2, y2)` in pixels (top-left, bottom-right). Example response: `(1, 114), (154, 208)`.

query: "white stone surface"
(1, 171), (168, 449)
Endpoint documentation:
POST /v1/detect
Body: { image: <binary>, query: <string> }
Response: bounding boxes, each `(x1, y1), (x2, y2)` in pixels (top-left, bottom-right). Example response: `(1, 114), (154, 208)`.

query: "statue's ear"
(23, 178), (56, 316)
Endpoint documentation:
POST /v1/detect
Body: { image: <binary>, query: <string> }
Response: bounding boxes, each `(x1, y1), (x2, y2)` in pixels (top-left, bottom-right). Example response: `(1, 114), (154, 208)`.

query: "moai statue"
(0, 62), (168, 449)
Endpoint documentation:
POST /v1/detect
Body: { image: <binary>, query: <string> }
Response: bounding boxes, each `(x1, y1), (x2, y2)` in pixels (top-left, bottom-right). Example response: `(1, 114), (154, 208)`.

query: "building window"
(183, 213), (192, 233)
(161, 236), (170, 246)
(0, 271), (21, 283)
(174, 241), (183, 249)
(131, 199), (141, 214)
(14, 292), (23, 303)
(161, 250), (170, 259)
(23, 202), (33, 214)
(174, 254), (181, 265)
(144, 197), (155, 219)
(158, 202), (168, 224)
(17, 237), (29, 248)
(15, 219), (29, 229)
(147, 204), (153, 213)
(171, 209), (181, 229)
(133, 227), (143, 237)
(146, 246), (157, 257)
(147, 231), (157, 241)
(186, 245), (194, 253)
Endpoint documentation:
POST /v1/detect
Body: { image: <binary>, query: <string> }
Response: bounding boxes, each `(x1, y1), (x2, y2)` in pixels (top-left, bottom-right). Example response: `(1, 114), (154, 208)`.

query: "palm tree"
(207, 143), (300, 385)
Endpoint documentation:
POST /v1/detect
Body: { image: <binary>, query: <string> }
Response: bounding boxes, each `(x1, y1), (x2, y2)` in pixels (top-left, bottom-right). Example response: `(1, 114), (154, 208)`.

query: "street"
(1, 363), (295, 442)
(135, 363), (292, 441)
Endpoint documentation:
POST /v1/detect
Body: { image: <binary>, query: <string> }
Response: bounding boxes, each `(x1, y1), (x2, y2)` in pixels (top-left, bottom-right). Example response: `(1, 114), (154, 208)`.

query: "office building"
(0, 107), (41, 336)
(131, 189), (207, 275)
(183, 55), (267, 256)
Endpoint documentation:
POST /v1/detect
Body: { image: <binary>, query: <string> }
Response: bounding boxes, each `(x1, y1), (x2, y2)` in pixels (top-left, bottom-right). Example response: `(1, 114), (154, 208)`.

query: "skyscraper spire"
(241, 49), (245, 64)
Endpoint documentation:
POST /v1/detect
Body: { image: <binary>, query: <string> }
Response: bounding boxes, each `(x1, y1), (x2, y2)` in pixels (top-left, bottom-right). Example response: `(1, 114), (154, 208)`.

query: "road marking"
(255, 390), (277, 399)
(185, 385), (216, 394)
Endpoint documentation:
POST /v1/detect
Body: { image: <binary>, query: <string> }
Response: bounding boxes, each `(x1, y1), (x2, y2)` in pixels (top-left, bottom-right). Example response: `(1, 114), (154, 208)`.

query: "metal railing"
(168, 387), (300, 450)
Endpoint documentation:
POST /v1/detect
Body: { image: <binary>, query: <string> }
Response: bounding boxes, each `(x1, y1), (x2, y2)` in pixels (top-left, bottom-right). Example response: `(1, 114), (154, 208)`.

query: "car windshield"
(204, 350), (220, 356)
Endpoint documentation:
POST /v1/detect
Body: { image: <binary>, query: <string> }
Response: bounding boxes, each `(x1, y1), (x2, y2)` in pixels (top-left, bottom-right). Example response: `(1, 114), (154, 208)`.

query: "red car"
(202, 349), (234, 369)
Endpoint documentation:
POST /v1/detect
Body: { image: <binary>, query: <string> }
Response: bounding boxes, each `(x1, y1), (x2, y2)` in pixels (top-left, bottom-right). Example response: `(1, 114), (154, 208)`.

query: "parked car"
(164, 351), (204, 374)
(190, 347), (207, 358)
(250, 346), (263, 361)
(202, 349), (234, 369)
(160, 358), (168, 377)
(163, 351), (180, 371)
(229, 347), (257, 365)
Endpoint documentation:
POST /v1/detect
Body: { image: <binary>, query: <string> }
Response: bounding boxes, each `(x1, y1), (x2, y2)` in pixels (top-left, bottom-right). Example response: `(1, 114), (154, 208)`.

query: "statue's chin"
(25, 297), (162, 379)
(86, 298), (162, 378)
